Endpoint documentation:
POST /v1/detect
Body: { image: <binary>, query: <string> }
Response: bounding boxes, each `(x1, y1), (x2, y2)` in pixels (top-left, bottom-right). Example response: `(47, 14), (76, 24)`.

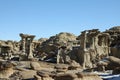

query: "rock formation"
(20, 33), (35, 60)
(0, 26), (120, 79)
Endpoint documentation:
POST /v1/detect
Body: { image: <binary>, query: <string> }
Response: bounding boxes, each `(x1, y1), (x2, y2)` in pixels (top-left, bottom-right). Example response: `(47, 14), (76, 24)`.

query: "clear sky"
(0, 0), (120, 41)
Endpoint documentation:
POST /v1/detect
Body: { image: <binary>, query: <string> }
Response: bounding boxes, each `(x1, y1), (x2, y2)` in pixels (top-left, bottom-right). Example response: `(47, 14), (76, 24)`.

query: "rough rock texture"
(68, 60), (82, 70)
(77, 29), (110, 69)
(0, 61), (14, 79)
(0, 26), (120, 79)
(54, 64), (68, 73)
(30, 61), (41, 70)
(112, 67), (120, 74)
(108, 56), (120, 65)
(105, 26), (120, 58)
(38, 32), (77, 53)
(54, 73), (102, 80)
(19, 70), (36, 79)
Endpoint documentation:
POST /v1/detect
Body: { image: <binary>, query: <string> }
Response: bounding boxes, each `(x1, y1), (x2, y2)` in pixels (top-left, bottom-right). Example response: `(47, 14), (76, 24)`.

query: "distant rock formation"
(1, 26), (120, 79)
(0, 26), (120, 72)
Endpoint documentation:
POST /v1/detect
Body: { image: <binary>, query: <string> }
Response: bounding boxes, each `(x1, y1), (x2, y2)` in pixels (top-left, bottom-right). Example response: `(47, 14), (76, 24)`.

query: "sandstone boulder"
(0, 61), (14, 79)
(54, 64), (68, 73)
(34, 75), (42, 80)
(76, 72), (103, 80)
(37, 70), (54, 80)
(30, 61), (41, 70)
(55, 73), (77, 80)
(68, 60), (82, 70)
(108, 56), (120, 65)
(19, 70), (36, 79)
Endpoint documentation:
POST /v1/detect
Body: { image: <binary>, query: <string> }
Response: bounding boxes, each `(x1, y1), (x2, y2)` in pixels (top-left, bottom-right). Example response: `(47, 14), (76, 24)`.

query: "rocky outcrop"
(1, 26), (120, 79)
(38, 32), (77, 53)
(0, 61), (14, 79)
(77, 29), (110, 69)
(34, 69), (103, 80)
(105, 26), (120, 58)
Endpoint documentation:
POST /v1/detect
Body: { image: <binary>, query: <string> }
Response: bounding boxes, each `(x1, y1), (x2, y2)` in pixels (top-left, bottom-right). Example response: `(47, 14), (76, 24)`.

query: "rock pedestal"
(20, 33), (35, 60)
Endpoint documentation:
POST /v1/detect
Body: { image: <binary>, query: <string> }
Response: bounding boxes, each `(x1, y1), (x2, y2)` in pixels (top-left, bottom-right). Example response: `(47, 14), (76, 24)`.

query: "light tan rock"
(55, 73), (77, 80)
(30, 61), (41, 70)
(34, 75), (42, 80)
(54, 64), (68, 73)
(76, 72), (103, 80)
(37, 70), (54, 80)
(68, 60), (81, 70)
(108, 56), (120, 65)
(0, 61), (14, 79)
(19, 70), (36, 79)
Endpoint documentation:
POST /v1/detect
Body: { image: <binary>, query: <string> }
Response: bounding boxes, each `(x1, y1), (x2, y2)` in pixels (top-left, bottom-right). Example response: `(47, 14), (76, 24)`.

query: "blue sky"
(0, 0), (120, 41)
